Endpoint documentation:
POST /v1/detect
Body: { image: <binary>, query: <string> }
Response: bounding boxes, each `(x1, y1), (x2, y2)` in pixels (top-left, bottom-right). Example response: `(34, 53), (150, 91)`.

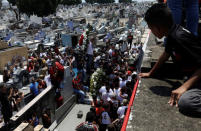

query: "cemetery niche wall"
(0, 45), (28, 72)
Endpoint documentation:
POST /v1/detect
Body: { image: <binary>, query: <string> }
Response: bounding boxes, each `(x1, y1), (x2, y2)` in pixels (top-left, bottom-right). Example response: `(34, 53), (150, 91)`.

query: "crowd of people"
(75, 1), (201, 130)
(1, 1), (200, 130)
(0, 82), (24, 126)
(0, 3), (146, 130)
(0, 30), (141, 130)
(73, 34), (141, 130)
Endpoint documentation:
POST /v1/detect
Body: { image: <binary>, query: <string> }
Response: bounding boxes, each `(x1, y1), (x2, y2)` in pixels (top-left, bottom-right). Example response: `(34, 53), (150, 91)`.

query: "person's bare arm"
(139, 51), (170, 77)
(8, 88), (13, 100)
(169, 67), (201, 107)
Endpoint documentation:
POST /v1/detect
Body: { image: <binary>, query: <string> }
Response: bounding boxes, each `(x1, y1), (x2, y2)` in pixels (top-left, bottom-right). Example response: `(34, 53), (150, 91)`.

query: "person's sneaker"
(83, 98), (92, 105)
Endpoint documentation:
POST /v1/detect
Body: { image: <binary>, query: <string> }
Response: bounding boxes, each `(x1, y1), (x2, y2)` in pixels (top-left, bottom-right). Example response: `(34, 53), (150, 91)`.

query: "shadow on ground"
(149, 86), (172, 97)
(149, 79), (183, 97)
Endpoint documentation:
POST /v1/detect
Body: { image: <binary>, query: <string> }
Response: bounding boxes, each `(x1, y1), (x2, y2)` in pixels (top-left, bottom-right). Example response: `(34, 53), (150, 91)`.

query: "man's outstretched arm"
(169, 67), (201, 107)
(140, 51), (170, 77)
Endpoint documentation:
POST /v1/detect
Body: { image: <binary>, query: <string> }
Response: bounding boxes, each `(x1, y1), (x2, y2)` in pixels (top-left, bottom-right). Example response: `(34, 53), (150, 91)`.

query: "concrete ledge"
(34, 125), (43, 131)
(14, 123), (34, 131)
(55, 95), (76, 126)
(128, 32), (201, 131)
(11, 86), (52, 122)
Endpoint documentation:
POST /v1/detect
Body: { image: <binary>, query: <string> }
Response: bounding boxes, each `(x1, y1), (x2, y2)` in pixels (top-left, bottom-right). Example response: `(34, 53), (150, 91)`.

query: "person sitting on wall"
(0, 83), (13, 125)
(72, 71), (89, 103)
(38, 78), (47, 93)
(49, 60), (64, 90)
(140, 3), (201, 115)
(30, 78), (39, 98)
(42, 108), (51, 129)
(29, 112), (39, 127)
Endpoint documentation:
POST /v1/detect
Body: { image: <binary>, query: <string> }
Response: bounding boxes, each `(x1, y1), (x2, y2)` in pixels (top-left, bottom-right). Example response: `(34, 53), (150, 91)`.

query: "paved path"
(55, 104), (91, 131)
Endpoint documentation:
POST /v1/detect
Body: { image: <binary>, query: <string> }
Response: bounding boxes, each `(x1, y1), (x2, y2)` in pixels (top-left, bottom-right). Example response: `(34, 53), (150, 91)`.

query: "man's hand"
(139, 72), (151, 78)
(168, 87), (187, 107)
(168, 67), (201, 107)
(139, 52), (170, 79)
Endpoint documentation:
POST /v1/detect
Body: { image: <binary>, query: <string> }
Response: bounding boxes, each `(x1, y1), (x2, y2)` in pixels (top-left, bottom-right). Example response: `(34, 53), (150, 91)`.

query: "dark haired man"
(76, 111), (99, 131)
(0, 83), (13, 125)
(140, 3), (201, 114)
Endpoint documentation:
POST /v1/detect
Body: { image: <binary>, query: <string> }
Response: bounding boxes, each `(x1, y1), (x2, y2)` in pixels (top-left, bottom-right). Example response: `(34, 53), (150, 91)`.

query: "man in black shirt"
(140, 4), (201, 114)
(0, 83), (13, 125)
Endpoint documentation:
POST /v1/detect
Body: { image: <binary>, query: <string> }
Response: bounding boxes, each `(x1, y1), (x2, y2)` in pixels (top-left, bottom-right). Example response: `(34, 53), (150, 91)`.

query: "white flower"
(94, 82), (97, 86)
(94, 72), (98, 76)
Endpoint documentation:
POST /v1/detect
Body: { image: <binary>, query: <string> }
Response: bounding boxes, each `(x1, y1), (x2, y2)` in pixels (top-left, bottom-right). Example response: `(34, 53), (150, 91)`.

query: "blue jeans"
(78, 69), (86, 83)
(86, 54), (93, 74)
(167, 0), (199, 36)
(73, 86), (89, 102)
(72, 68), (78, 78)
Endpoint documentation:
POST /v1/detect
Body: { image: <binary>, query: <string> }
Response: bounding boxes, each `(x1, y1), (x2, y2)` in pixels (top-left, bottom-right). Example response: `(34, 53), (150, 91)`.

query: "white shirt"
(40, 52), (46, 57)
(127, 76), (132, 82)
(113, 88), (120, 96)
(94, 56), (101, 62)
(44, 75), (51, 87)
(60, 59), (64, 65)
(118, 93), (128, 103)
(119, 80), (127, 88)
(117, 106), (128, 119)
(108, 49), (113, 57)
(99, 86), (113, 95)
(87, 42), (93, 55)
(102, 91), (113, 103)
(117, 65), (120, 71)
(101, 112), (111, 124)
(115, 44), (120, 50)
(46, 59), (52, 66)
(131, 44), (139, 54)
(121, 42), (127, 52)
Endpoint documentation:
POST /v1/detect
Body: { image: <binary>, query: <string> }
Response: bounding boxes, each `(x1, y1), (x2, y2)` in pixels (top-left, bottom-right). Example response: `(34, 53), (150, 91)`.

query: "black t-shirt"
(0, 92), (12, 118)
(166, 24), (201, 74)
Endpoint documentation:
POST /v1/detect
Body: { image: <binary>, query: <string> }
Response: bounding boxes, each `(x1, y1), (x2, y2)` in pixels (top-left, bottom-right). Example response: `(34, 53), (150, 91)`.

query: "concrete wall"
(11, 66), (75, 130)
(0, 41), (8, 49)
(0, 46), (28, 71)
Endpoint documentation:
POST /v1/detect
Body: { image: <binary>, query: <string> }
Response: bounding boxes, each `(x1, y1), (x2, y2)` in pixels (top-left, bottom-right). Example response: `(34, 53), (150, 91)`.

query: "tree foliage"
(85, 0), (114, 4)
(60, 0), (82, 5)
(85, 0), (95, 4)
(0, 0), (2, 9)
(15, 0), (61, 17)
(119, 0), (132, 3)
(7, 0), (17, 6)
(97, 0), (114, 3)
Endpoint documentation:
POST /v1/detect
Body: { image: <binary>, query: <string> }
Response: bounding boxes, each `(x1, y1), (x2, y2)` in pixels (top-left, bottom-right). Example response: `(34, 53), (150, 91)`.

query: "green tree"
(119, 0), (132, 3)
(7, 0), (16, 5)
(60, 0), (82, 5)
(16, 0), (61, 17)
(96, 0), (114, 4)
(85, 0), (97, 4)
(0, 0), (2, 9)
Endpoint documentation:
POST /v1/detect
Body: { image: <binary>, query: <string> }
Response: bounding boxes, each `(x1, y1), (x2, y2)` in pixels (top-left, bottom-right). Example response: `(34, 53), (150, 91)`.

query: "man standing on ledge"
(140, 3), (201, 114)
